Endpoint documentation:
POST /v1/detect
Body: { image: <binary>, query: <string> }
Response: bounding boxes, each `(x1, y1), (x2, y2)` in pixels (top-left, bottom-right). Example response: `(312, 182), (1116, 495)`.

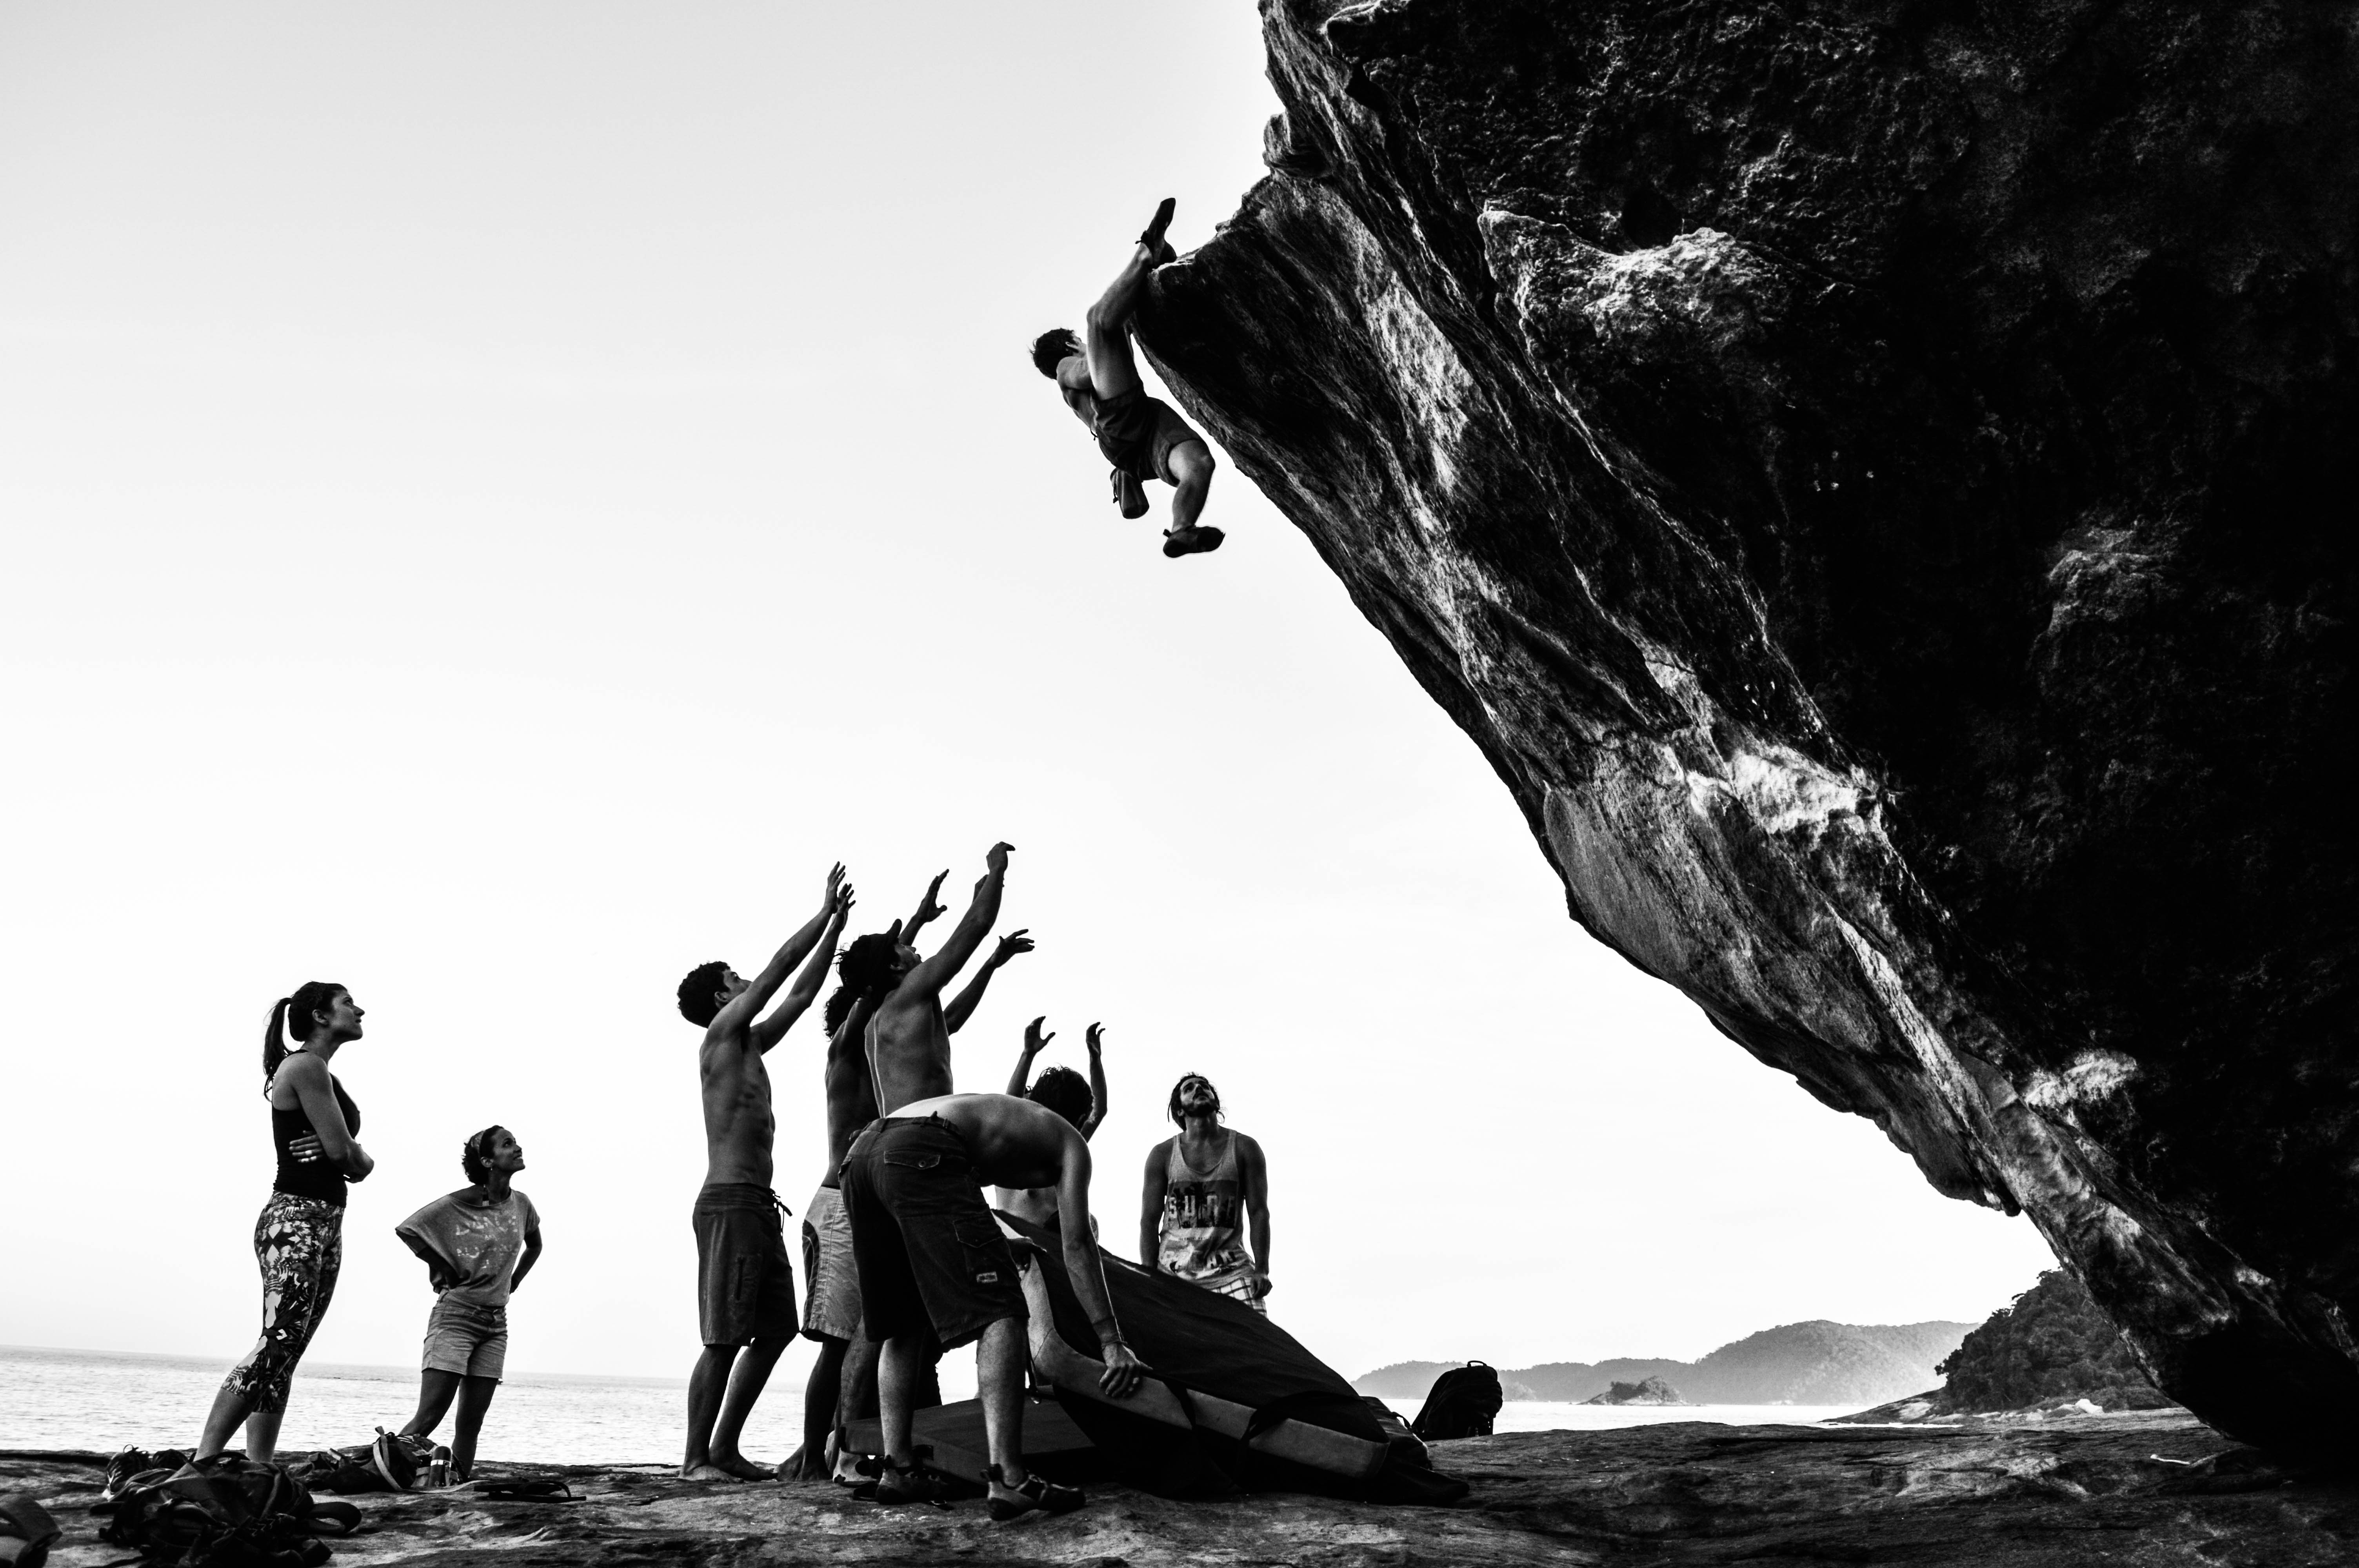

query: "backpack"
(1411, 1361), (1503, 1441)
(95, 1455), (361, 1568)
(0, 1493), (63, 1568)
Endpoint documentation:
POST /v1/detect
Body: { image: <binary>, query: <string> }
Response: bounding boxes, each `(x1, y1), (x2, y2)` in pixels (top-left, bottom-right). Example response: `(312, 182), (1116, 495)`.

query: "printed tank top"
(1156, 1132), (1255, 1287)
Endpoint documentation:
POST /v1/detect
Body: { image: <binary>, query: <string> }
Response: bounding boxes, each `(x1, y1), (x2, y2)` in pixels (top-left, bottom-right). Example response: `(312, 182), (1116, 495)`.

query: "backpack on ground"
(1412, 1361), (1503, 1441)
(0, 1493), (62, 1568)
(96, 1454), (360, 1568)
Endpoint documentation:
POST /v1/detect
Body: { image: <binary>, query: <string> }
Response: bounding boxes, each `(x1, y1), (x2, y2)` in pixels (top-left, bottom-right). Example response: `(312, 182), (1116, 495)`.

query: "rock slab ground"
(12, 1413), (2358, 1566)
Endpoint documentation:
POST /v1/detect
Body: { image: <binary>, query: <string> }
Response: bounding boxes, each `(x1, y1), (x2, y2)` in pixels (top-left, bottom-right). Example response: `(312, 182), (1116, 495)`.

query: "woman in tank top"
(191, 982), (376, 1465)
(1138, 1073), (1272, 1314)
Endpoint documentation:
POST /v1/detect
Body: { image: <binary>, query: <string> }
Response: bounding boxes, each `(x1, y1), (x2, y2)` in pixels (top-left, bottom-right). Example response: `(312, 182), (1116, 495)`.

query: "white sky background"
(0, 0), (2054, 1425)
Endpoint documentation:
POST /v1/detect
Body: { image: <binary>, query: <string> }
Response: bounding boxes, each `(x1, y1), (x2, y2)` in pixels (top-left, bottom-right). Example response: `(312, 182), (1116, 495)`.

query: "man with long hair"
(1030, 199), (1222, 559)
(1140, 1073), (1272, 1313)
(781, 874), (1032, 1484)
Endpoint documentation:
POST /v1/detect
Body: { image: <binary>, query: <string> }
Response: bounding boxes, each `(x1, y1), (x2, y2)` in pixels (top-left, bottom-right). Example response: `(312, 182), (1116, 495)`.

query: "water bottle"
(428, 1446), (451, 1489)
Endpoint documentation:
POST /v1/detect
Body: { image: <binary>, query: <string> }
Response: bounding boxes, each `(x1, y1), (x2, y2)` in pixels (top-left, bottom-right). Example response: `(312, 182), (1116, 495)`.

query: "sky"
(0, 0), (2054, 1430)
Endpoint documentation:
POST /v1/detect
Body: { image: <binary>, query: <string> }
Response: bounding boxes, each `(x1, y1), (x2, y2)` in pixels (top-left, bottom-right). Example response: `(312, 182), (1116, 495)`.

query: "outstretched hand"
(1085, 1022), (1105, 1056)
(992, 929), (1034, 967)
(1100, 1342), (1147, 1399)
(985, 841), (1014, 876)
(819, 862), (847, 914)
(1024, 1015), (1054, 1055)
(829, 877), (858, 920)
(914, 870), (948, 926)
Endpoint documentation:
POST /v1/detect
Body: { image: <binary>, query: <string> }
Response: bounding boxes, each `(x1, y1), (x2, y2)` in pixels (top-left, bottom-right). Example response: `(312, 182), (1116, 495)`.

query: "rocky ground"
(11, 1411), (2357, 1566)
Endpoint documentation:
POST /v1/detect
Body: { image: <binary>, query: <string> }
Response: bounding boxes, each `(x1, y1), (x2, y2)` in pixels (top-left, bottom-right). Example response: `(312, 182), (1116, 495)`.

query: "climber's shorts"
(1092, 388), (1202, 485)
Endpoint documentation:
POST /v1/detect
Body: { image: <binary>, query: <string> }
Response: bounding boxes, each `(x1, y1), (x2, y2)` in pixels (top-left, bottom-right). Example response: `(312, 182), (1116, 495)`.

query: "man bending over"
(1032, 199), (1221, 559)
(840, 1091), (1144, 1518)
(672, 865), (852, 1481)
(998, 1018), (1107, 1228)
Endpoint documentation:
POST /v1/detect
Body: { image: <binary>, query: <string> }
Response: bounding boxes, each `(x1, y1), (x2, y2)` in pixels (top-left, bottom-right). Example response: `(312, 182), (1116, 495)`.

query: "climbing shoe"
(1161, 524), (1225, 558)
(982, 1464), (1084, 1523)
(869, 1452), (949, 1507)
(102, 1448), (154, 1502)
(1139, 196), (1176, 258)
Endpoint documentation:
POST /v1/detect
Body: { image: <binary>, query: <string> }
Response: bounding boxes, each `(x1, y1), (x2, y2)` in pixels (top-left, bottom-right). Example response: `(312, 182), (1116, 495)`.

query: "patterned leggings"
(220, 1192), (344, 1415)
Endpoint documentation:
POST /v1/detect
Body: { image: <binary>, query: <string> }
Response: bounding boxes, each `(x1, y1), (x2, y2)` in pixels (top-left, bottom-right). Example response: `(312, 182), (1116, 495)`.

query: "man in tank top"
(1139, 1074), (1271, 1313)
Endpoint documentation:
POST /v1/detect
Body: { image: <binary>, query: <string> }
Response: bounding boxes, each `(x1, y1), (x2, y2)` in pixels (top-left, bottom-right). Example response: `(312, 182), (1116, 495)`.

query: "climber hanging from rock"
(1031, 198), (1222, 559)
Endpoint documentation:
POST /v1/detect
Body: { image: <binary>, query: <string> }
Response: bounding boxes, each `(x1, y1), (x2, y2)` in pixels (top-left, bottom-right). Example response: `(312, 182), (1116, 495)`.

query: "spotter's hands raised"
(991, 930), (1034, 967)
(1085, 1022), (1105, 1057)
(985, 841), (1014, 876)
(914, 870), (948, 927)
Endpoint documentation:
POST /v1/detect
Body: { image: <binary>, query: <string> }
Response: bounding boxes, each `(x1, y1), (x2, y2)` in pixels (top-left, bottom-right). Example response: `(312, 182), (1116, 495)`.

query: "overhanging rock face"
(1137, 0), (2359, 1451)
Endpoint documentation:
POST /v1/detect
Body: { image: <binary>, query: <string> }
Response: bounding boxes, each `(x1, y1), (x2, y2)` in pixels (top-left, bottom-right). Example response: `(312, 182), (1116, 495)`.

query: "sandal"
(869, 1454), (950, 1508)
(983, 1464), (1084, 1522)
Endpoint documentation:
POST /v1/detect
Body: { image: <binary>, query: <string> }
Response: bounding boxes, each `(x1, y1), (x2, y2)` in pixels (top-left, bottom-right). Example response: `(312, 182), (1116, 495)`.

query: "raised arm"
(899, 843), (1010, 1003)
(1240, 1134), (1272, 1296)
(1053, 1134), (1144, 1397)
(752, 889), (854, 1052)
(1082, 1023), (1108, 1139)
(709, 864), (847, 1041)
(946, 929), (1032, 1034)
(1138, 1140), (1169, 1270)
(1005, 1015), (1050, 1096)
(900, 870), (949, 944)
(286, 1053), (371, 1180)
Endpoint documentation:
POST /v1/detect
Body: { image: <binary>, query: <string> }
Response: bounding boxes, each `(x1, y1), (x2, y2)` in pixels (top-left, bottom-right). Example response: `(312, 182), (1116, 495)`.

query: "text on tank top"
(271, 1070), (360, 1207)
(1157, 1131), (1254, 1283)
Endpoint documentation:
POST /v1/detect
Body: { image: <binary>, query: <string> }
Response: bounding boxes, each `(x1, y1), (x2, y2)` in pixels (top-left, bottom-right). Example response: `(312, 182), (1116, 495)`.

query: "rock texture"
(13, 1419), (2357, 1567)
(1136, 0), (2359, 1453)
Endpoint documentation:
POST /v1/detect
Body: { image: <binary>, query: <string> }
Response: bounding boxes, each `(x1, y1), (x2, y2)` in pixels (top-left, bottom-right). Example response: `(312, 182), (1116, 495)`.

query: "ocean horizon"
(1, 1345), (1863, 1465)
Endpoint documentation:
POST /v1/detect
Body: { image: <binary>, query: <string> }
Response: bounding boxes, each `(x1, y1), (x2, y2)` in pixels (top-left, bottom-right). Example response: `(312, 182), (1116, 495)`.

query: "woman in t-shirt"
(193, 983), (376, 1464)
(393, 1125), (543, 1479)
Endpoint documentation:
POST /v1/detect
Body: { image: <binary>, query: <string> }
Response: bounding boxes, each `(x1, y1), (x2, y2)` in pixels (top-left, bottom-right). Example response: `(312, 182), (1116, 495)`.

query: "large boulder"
(1136, 0), (2359, 1454)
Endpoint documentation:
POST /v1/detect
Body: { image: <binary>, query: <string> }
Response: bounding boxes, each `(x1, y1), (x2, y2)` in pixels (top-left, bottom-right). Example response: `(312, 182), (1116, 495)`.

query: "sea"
(0, 1345), (1859, 1464)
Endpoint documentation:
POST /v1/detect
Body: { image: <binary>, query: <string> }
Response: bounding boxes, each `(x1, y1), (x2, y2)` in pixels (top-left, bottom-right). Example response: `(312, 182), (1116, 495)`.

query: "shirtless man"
(839, 1091), (1144, 1519)
(997, 1018), (1107, 1228)
(854, 842), (1012, 1118)
(1140, 1073), (1272, 1314)
(782, 875), (1033, 1484)
(672, 865), (852, 1481)
(1030, 199), (1222, 559)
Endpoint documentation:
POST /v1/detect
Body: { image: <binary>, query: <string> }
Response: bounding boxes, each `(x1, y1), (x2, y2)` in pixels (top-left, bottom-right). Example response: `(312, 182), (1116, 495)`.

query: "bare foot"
(709, 1451), (774, 1482)
(679, 1462), (736, 1482)
(774, 1445), (826, 1483)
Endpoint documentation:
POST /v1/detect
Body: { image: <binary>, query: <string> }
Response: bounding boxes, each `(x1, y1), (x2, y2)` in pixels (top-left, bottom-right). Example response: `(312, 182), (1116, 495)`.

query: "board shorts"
(840, 1116), (1027, 1353)
(692, 1183), (796, 1347)
(422, 1296), (509, 1379)
(219, 1192), (344, 1415)
(800, 1183), (863, 1343)
(1091, 387), (1202, 485)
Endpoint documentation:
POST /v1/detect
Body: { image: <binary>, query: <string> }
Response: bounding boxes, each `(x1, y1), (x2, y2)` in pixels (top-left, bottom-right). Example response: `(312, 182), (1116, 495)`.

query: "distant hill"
(1356, 1320), (1973, 1408)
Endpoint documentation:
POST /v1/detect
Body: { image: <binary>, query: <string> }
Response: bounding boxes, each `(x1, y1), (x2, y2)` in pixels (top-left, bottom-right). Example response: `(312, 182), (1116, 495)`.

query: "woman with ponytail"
(190, 982), (375, 1465)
